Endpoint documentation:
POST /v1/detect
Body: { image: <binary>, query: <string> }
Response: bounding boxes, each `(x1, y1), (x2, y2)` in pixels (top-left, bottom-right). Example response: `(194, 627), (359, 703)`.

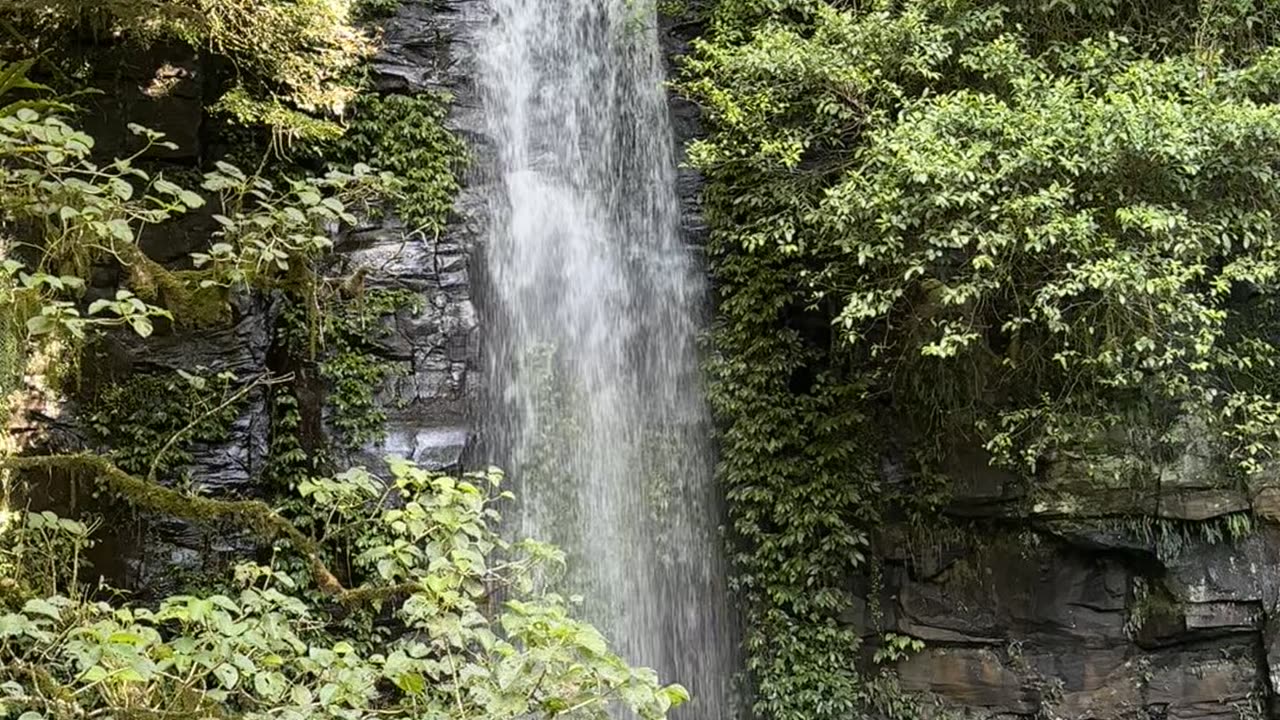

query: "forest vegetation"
(681, 0), (1280, 717)
(5, 0), (1280, 719)
(0, 2), (687, 719)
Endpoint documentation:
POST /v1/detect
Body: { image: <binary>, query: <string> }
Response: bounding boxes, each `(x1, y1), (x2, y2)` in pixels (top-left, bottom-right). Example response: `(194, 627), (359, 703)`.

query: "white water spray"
(478, 1), (738, 717)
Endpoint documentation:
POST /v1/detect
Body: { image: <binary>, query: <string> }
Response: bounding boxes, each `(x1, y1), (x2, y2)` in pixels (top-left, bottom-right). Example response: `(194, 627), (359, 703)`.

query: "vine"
(83, 369), (248, 482)
(278, 287), (420, 453)
(324, 92), (467, 236)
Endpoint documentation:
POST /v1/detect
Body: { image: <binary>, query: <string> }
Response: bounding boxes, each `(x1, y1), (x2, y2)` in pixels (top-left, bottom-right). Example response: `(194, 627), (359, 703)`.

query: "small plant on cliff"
(872, 633), (924, 665)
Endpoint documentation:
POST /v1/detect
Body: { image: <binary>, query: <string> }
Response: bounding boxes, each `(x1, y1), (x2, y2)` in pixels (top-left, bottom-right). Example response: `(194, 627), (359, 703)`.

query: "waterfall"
(477, 0), (739, 717)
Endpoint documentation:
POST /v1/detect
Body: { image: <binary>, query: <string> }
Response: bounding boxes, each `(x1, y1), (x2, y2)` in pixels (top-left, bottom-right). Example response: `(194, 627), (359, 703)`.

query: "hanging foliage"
(682, 0), (1280, 718)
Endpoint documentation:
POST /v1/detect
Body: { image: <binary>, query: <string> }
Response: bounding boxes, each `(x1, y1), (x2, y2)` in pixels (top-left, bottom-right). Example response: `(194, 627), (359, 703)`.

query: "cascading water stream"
(478, 1), (738, 717)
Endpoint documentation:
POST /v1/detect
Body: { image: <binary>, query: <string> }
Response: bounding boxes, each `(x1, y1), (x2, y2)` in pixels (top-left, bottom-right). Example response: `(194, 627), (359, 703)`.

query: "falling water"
(478, 0), (738, 717)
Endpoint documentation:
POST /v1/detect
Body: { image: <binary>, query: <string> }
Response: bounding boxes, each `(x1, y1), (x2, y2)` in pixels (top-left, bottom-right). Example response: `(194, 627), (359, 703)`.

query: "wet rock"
(80, 43), (204, 161)
(874, 520), (1280, 720)
(372, 0), (486, 101)
(376, 425), (469, 469)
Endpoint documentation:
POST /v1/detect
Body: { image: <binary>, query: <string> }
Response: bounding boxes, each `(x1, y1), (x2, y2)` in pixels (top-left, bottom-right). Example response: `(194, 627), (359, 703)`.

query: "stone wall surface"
(346, 0), (487, 473)
(860, 451), (1280, 720)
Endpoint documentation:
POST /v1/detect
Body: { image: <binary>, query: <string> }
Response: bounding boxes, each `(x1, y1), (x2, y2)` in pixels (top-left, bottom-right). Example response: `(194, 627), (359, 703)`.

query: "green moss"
(117, 242), (231, 328)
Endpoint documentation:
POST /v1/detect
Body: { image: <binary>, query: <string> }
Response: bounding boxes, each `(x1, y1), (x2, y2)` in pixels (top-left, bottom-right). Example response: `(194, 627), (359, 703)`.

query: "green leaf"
(21, 599), (60, 621)
(212, 664), (239, 690)
(0, 613), (31, 637)
(290, 685), (314, 706)
(25, 315), (56, 336)
(178, 190), (205, 209)
(394, 672), (426, 696)
(108, 178), (133, 200)
(253, 671), (284, 699)
(660, 684), (690, 708)
(128, 316), (154, 338)
(106, 219), (134, 243)
(107, 631), (147, 646)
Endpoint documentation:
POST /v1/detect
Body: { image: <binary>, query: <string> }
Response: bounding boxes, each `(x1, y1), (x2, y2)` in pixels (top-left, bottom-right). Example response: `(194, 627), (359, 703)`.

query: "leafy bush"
(0, 78), (397, 356)
(0, 458), (688, 720)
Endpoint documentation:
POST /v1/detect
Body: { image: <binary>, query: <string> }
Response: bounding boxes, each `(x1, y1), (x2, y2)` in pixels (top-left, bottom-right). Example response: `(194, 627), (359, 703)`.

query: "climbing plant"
(83, 369), (249, 481)
(681, 0), (1280, 718)
(323, 92), (466, 236)
(277, 287), (421, 453)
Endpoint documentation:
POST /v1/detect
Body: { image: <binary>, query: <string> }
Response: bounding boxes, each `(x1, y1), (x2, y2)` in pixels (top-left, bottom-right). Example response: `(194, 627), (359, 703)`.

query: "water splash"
(477, 0), (739, 717)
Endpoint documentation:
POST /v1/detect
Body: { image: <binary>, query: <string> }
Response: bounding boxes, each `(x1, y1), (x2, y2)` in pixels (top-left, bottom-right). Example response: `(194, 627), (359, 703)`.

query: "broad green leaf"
(21, 599), (60, 621)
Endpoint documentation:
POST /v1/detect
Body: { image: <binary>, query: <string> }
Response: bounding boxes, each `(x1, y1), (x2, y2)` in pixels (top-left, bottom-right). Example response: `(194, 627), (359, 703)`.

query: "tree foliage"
(682, 0), (1280, 718)
(1, 0), (376, 141)
(0, 459), (688, 720)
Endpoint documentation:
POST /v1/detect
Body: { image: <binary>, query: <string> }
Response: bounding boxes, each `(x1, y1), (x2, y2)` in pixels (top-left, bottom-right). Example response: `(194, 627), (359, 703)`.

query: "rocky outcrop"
(659, 2), (710, 248)
(858, 446), (1280, 720)
(349, 0), (486, 472)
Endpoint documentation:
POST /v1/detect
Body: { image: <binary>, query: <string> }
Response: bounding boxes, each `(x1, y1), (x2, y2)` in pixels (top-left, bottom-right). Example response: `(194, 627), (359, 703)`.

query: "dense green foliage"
(84, 370), (245, 481)
(2, 0), (376, 142)
(327, 93), (466, 236)
(683, 0), (1280, 718)
(278, 288), (419, 451)
(0, 460), (688, 720)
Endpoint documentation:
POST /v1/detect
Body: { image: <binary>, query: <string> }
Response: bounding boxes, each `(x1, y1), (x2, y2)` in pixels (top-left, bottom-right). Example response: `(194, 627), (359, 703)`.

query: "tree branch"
(2, 453), (346, 596)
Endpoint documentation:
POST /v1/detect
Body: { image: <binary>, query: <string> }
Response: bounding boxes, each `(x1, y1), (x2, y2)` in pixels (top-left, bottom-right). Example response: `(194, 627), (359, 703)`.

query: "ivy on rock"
(682, 0), (1280, 718)
(325, 92), (467, 237)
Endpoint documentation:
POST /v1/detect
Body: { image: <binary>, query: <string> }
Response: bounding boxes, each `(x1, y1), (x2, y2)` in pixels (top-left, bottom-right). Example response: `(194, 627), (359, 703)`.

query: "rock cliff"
(862, 449), (1280, 720)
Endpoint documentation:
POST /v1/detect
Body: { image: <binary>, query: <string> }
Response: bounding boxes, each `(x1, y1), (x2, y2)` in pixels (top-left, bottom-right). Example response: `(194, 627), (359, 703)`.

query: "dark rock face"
(861, 451), (1280, 720)
(659, 4), (710, 248)
(78, 43), (204, 163)
(351, 0), (486, 472)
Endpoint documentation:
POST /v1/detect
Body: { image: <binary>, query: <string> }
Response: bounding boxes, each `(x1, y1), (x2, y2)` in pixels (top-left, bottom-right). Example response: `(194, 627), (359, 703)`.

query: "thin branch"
(146, 373), (291, 484)
(2, 454), (346, 596)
